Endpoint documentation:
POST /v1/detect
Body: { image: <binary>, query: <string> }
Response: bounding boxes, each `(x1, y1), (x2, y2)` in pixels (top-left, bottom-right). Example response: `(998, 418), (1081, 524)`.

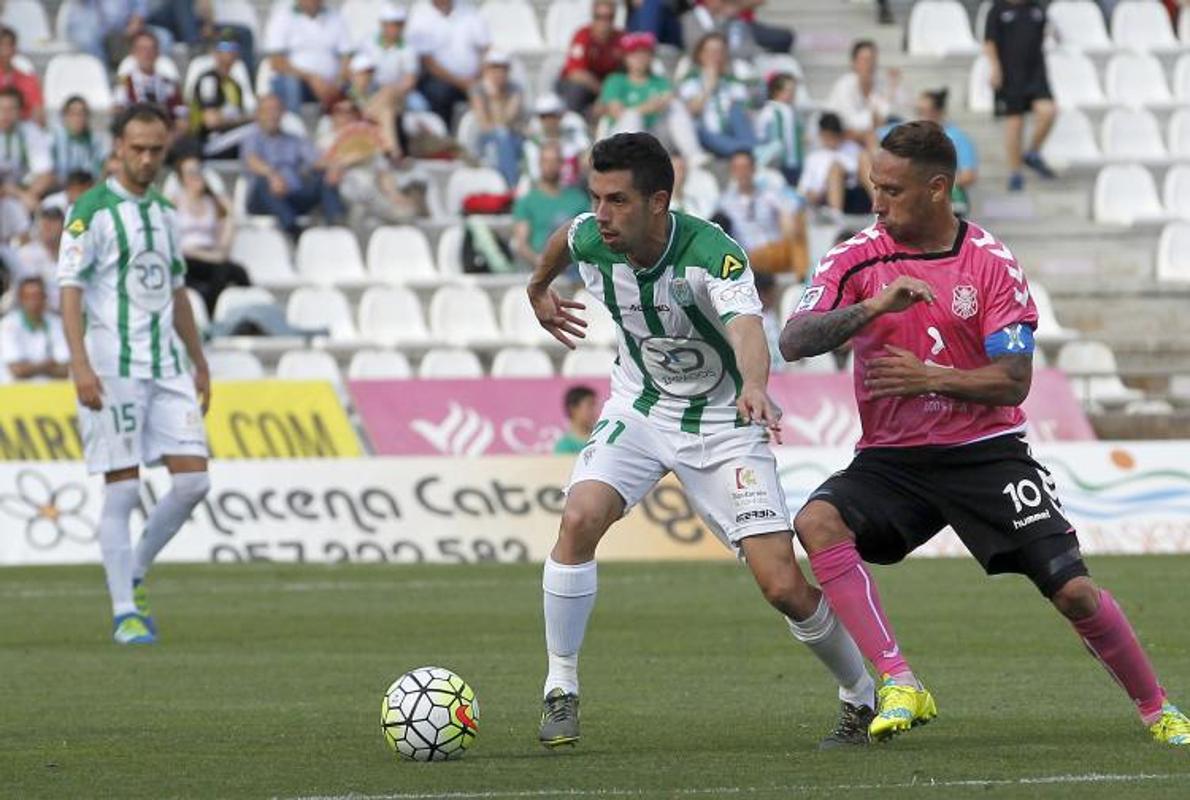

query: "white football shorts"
(566, 397), (791, 548)
(79, 373), (209, 475)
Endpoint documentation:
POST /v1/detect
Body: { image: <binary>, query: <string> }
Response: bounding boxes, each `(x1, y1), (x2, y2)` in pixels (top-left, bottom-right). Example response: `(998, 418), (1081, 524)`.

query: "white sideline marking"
(280, 772), (1190, 800)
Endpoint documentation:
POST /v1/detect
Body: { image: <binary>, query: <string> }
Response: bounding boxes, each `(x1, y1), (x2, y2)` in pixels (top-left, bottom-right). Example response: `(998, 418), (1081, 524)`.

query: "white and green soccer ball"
(381, 666), (479, 762)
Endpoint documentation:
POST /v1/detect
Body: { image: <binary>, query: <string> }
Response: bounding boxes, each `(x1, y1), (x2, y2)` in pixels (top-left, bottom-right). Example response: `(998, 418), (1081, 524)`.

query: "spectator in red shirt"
(0, 27), (43, 126)
(556, 0), (624, 116)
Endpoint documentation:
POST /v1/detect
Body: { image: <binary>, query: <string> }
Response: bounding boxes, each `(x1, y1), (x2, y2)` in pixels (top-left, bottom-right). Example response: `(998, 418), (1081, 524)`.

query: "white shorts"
(80, 374), (209, 475)
(566, 398), (791, 549)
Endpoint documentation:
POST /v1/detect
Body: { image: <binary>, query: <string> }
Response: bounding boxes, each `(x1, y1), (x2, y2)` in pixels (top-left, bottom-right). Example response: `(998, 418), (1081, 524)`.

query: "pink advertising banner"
(349, 369), (1094, 456)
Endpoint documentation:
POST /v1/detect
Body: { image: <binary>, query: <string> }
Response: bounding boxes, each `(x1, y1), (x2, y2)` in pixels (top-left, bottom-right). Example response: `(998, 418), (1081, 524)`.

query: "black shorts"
(994, 71), (1052, 117)
(804, 434), (1085, 594)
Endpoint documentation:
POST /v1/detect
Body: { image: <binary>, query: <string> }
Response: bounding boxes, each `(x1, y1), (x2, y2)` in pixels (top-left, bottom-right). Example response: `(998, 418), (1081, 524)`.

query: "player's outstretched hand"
(870, 276), (935, 315)
(737, 385), (784, 444)
(73, 363), (104, 411)
(529, 288), (587, 349)
(865, 345), (931, 398)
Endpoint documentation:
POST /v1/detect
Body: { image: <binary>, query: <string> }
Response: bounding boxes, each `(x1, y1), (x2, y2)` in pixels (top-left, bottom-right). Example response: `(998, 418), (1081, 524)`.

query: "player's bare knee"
(556, 504), (611, 562)
(758, 568), (812, 617)
(793, 501), (851, 554)
(1051, 576), (1100, 621)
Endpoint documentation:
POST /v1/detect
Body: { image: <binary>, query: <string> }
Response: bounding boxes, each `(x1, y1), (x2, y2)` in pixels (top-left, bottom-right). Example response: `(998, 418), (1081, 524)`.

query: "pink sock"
(808, 541), (912, 680)
(1072, 590), (1166, 724)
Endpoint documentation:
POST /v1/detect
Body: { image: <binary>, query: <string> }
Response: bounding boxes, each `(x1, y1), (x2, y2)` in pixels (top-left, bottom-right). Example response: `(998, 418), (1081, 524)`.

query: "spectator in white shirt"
(717, 150), (808, 277)
(824, 39), (905, 145)
(265, 0), (353, 111)
(13, 207), (63, 311)
(678, 32), (756, 159)
(406, 0), (491, 127)
(0, 88), (52, 241)
(797, 112), (872, 218)
(0, 276), (68, 382)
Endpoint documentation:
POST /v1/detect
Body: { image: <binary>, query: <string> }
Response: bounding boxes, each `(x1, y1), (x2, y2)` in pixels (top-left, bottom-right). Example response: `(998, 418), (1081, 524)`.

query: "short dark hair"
(65, 169), (94, 186)
(0, 25), (16, 46)
(880, 120), (957, 184)
(132, 29), (159, 48)
(921, 88), (949, 114)
(767, 72), (795, 100)
(730, 149), (754, 164)
(818, 112), (843, 136)
(591, 132), (674, 199)
(62, 94), (89, 114)
(851, 39), (876, 61)
(111, 102), (171, 138)
(563, 385), (596, 415)
(0, 86), (23, 108)
(18, 274), (45, 291)
(39, 206), (65, 221)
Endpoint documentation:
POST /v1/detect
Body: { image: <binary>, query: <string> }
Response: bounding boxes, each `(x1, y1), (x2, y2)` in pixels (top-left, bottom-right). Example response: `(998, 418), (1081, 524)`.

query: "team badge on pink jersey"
(952, 284), (978, 319)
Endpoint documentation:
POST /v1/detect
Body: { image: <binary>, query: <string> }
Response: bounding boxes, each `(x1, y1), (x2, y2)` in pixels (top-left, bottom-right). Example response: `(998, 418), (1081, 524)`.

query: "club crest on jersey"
(671, 278), (693, 306)
(795, 286), (824, 313)
(952, 284), (978, 319)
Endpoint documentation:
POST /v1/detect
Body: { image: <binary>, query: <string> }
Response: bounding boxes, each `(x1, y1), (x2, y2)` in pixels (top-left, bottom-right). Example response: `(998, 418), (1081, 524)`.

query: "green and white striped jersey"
(57, 177), (187, 380)
(569, 210), (762, 434)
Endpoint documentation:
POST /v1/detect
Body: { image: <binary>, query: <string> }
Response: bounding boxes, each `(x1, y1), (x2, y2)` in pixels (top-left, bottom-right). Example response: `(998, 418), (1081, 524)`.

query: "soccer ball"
(381, 666), (479, 762)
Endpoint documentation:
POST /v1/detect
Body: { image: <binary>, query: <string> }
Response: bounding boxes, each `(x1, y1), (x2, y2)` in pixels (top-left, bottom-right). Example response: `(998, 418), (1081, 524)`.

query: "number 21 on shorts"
(587, 419), (627, 447)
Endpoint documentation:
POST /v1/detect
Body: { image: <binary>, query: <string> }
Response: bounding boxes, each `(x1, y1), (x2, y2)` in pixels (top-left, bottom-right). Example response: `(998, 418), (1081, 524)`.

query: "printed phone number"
(210, 537), (531, 564)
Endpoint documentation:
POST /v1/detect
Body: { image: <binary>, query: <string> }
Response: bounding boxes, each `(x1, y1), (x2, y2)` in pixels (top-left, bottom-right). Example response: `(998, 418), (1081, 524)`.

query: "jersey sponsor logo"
(735, 508), (778, 524)
(127, 251), (173, 312)
(719, 253), (745, 280)
(62, 244), (84, 272)
(716, 281), (759, 307)
(671, 278), (693, 306)
(624, 303), (671, 313)
(640, 336), (724, 397)
(795, 286), (824, 313)
(735, 466), (758, 490)
(67, 218), (86, 236)
(952, 284), (978, 319)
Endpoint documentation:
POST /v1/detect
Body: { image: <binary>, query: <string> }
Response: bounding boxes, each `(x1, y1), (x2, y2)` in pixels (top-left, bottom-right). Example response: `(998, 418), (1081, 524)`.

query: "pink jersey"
(791, 220), (1039, 449)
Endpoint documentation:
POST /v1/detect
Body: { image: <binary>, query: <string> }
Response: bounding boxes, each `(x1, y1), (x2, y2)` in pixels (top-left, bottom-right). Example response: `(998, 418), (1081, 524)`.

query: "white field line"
(279, 771), (1190, 800)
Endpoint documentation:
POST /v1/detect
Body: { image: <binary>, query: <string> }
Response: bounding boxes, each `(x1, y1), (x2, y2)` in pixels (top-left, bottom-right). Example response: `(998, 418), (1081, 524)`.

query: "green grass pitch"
(2, 556), (1189, 799)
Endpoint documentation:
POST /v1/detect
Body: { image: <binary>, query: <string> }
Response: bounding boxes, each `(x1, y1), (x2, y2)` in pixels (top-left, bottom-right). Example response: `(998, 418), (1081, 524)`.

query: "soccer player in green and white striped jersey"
(528, 133), (876, 750)
(58, 103), (212, 646)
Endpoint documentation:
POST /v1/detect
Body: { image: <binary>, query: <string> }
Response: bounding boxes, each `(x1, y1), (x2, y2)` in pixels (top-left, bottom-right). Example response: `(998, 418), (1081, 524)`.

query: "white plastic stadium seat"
(44, 53), (114, 112)
(967, 54), (994, 114)
(1027, 281), (1077, 345)
(545, 0), (589, 49)
(341, 0), (383, 46)
(500, 288), (555, 346)
(276, 349), (343, 387)
(1092, 164), (1166, 225)
(1045, 51), (1107, 108)
(213, 0), (262, 40)
(561, 347), (616, 377)
(1171, 374), (1190, 403)
(428, 286), (502, 347)
(907, 1), (979, 57)
(1162, 165), (1190, 219)
(1048, 1), (1114, 53)
(444, 167), (509, 215)
(1170, 109), (1190, 159)
(1039, 109), (1102, 169)
(207, 350), (265, 380)
(1056, 340), (1144, 408)
(295, 226), (367, 285)
(682, 167), (720, 220)
(435, 225), (464, 277)
(366, 225), (439, 284)
(1182, 7), (1190, 45)
(419, 348), (484, 379)
(454, 109), (481, 157)
(1100, 107), (1167, 162)
(286, 287), (358, 341)
(186, 288), (210, 334)
(348, 349), (413, 379)
(1174, 54), (1190, 103)
(1156, 221), (1190, 282)
(1103, 52), (1172, 107)
(478, 0), (545, 53)
(357, 286), (431, 346)
(571, 289), (617, 347)
(212, 286), (278, 324)
(2, 0), (56, 50)
(230, 226), (297, 286)
(491, 347), (554, 377)
(1112, 0), (1179, 52)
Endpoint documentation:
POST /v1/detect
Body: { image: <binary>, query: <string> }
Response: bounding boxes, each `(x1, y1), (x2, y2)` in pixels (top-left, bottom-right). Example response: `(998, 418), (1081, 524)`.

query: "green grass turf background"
(1, 556), (1188, 799)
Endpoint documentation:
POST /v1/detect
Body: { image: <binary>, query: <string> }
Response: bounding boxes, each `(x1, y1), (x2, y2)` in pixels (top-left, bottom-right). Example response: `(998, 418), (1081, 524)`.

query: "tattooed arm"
(779, 276), (936, 361)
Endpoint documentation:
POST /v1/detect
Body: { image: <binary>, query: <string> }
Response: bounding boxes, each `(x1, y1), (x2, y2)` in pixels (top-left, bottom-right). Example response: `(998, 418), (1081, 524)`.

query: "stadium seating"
(230, 227), (297, 287)
(1046, 51), (1108, 108)
(967, 54), (994, 114)
(44, 53), (113, 112)
(491, 347), (555, 377)
(428, 286), (501, 347)
(790, 354), (839, 374)
(276, 349), (344, 388)
(186, 288), (210, 334)
(1028, 282), (1078, 345)
(560, 347), (616, 377)
(1170, 374), (1190, 403)
(1048, 1), (1114, 53)
(571, 289), (617, 347)
(478, 0), (545, 54)
(295, 227), (367, 286)
(1093, 164), (1167, 225)
(213, 0), (261, 40)
(435, 225), (465, 276)
(907, 1), (980, 57)
(499, 288), (556, 347)
(1161, 165), (1190, 219)
(286, 287), (358, 341)
(1103, 52), (1172, 107)
(1057, 340), (1145, 409)
(341, 0), (383, 45)
(348, 349), (414, 379)
(1100, 108), (1167, 163)
(357, 286), (432, 346)
(212, 286), (278, 324)
(444, 167), (509, 215)
(366, 226), (439, 285)
(545, 0), (588, 49)
(207, 350), (265, 380)
(2, 0), (61, 52)
(1111, 0), (1179, 52)
(419, 348), (484, 379)
(1167, 109), (1190, 158)
(1039, 109), (1102, 169)
(1156, 221), (1190, 282)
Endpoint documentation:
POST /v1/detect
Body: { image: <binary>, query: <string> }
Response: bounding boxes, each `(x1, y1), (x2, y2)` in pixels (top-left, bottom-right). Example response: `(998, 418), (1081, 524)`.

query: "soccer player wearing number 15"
(527, 132), (877, 750)
(781, 121), (1189, 746)
(58, 103), (212, 646)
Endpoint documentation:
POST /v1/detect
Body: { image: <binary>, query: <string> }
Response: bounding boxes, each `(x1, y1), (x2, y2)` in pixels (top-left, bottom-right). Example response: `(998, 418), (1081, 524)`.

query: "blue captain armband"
(985, 323), (1035, 358)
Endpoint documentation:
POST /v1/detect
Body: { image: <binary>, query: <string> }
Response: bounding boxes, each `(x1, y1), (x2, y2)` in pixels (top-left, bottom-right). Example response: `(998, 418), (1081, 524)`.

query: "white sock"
(134, 472), (210, 580)
(542, 557), (597, 698)
(99, 479), (141, 617)
(787, 596), (876, 710)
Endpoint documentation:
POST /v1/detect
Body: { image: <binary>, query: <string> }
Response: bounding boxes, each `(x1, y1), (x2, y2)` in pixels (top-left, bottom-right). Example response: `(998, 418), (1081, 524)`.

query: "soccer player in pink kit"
(780, 121), (1190, 746)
